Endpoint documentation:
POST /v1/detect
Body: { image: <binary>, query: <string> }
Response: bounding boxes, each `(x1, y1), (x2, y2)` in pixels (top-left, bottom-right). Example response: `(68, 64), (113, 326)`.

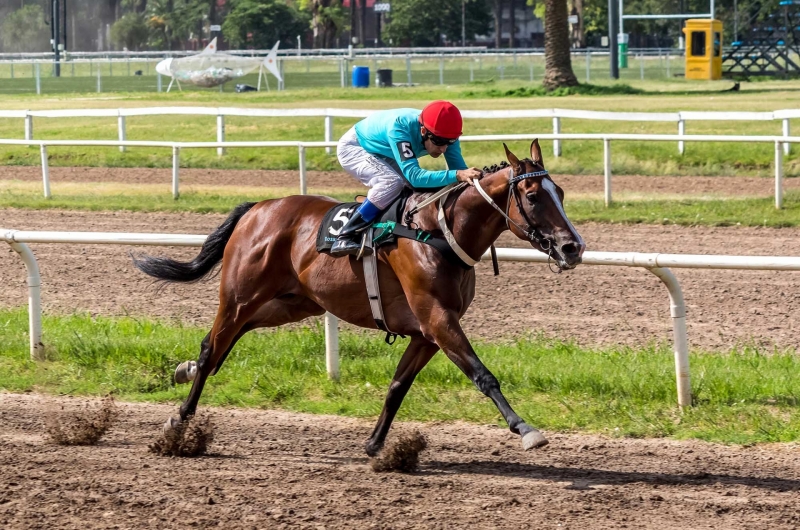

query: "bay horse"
(133, 140), (585, 456)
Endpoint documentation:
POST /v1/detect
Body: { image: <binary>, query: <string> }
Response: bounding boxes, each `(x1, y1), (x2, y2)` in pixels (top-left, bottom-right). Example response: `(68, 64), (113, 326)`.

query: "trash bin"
(618, 33), (629, 69)
(352, 66), (370, 88)
(376, 69), (393, 88)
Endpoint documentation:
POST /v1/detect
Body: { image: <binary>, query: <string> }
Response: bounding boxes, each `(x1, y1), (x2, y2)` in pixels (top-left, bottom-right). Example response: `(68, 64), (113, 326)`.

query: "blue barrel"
(352, 66), (370, 88)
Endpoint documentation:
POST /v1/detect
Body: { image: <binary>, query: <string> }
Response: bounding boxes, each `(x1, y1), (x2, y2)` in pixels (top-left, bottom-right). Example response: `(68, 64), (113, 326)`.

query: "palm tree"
(543, 0), (578, 90)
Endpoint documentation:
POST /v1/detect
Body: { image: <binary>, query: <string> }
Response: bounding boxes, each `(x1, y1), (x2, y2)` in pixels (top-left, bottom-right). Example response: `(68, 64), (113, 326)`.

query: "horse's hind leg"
(365, 336), (439, 456)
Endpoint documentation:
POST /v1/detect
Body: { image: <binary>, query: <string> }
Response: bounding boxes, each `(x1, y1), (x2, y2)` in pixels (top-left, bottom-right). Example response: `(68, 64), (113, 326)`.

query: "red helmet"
(420, 100), (462, 139)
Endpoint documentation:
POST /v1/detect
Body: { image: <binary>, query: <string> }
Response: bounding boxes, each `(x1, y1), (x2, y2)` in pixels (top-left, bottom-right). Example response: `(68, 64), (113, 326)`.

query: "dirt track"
(1, 393), (799, 530)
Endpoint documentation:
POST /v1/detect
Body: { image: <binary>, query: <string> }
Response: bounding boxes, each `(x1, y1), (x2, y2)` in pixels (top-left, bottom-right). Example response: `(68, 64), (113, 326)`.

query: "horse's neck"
(414, 170), (511, 260)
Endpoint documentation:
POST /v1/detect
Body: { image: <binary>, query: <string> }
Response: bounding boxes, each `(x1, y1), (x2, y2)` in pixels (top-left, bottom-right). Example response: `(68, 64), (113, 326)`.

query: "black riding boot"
(330, 211), (374, 257)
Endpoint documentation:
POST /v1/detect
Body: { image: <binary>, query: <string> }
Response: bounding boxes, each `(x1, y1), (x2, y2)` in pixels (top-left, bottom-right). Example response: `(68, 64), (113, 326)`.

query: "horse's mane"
(481, 158), (536, 174)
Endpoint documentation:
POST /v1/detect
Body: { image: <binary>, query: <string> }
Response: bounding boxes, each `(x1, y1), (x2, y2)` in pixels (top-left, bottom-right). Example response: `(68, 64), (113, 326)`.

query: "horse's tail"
(132, 202), (257, 283)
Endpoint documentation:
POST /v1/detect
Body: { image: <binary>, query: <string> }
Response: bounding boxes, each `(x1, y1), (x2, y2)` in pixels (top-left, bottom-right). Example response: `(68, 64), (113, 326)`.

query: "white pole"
(776, 140), (784, 209)
(782, 118), (791, 155)
(585, 49), (590, 82)
(172, 146), (180, 199)
(7, 241), (44, 361)
(35, 63), (41, 95)
(25, 113), (33, 145)
(552, 117), (561, 157)
(439, 56), (444, 85)
(157, 73), (162, 92)
(299, 145), (307, 195)
(324, 312), (340, 380)
(678, 119), (685, 154)
(97, 66), (101, 93)
(40, 145), (51, 199)
(640, 53), (644, 80)
(216, 115), (225, 157)
(325, 115), (334, 154)
(604, 139), (612, 206)
(648, 267), (691, 407)
(117, 115), (126, 153)
(340, 59), (345, 88)
(406, 54), (412, 85)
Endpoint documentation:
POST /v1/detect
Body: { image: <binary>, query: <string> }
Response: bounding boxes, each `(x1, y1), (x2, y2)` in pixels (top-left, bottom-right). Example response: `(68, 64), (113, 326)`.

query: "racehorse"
(133, 140), (585, 456)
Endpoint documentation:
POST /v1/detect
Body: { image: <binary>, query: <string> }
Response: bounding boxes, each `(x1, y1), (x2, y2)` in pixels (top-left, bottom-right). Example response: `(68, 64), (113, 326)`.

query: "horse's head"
(501, 140), (585, 270)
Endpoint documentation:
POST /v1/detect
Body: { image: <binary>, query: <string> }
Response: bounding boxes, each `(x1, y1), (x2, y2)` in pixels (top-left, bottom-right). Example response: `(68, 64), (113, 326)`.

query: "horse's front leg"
(419, 303), (548, 450)
(365, 335), (439, 456)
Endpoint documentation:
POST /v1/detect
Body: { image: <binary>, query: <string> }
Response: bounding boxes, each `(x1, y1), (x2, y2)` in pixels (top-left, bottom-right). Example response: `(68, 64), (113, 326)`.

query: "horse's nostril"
(561, 243), (578, 256)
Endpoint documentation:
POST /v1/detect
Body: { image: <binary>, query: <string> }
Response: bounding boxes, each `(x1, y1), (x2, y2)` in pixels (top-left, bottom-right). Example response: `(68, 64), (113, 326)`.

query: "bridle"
(473, 167), (563, 273)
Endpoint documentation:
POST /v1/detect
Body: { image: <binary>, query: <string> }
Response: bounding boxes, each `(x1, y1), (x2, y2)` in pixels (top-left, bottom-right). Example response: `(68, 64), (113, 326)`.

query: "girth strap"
(362, 228), (403, 344)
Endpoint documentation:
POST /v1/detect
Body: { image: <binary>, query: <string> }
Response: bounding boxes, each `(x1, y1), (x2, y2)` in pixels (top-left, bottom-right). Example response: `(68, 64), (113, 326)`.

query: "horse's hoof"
(521, 429), (549, 450)
(174, 361), (197, 384)
(365, 441), (382, 457)
(163, 416), (181, 436)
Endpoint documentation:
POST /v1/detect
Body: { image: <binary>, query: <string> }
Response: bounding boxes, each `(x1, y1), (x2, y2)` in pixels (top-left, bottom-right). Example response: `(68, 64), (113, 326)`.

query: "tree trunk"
(573, 0), (585, 47)
(543, 0), (578, 89)
(509, 0), (515, 48)
(493, 0), (502, 48)
(350, 0), (356, 44)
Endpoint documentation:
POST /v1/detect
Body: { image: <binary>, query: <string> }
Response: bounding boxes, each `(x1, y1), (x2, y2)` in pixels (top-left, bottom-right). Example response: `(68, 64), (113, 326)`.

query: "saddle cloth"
(315, 193), (409, 253)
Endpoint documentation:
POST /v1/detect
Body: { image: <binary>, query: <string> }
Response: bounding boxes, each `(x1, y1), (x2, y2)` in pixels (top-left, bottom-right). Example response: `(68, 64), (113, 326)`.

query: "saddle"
(316, 190), (473, 343)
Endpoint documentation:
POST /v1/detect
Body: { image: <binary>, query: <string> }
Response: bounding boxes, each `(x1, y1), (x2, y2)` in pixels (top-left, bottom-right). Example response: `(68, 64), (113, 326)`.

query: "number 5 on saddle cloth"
(315, 191), (471, 344)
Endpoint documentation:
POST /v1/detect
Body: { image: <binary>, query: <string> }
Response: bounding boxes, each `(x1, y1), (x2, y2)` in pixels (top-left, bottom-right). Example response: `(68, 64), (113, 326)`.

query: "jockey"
(331, 100), (484, 257)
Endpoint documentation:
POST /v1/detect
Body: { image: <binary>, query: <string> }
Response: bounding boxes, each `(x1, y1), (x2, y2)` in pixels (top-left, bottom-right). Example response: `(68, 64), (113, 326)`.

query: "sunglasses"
(426, 132), (457, 146)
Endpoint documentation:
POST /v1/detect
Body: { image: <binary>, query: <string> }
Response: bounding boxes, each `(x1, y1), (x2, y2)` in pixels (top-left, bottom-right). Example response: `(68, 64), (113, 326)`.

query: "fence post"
(35, 63), (41, 95)
(677, 119), (685, 154)
(25, 112), (33, 145)
(470, 61), (474, 82)
(40, 145), (51, 198)
(666, 51), (671, 77)
(783, 118), (791, 155)
(172, 146), (180, 199)
(216, 114), (225, 157)
(776, 140), (784, 209)
(640, 53), (644, 80)
(604, 139), (612, 206)
(299, 145), (307, 195)
(6, 242), (44, 361)
(324, 312), (340, 380)
(279, 60), (285, 90)
(97, 66), (101, 93)
(585, 49), (590, 82)
(325, 115), (333, 154)
(648, 267), (691, 408)
(552, 116), (561, 157)
(339, 59), (345, 88)
(118, 114), (126, 153)
(406, 54), (412, 85)
(439, 55), (444, 85)
(157, 73), (162, 93)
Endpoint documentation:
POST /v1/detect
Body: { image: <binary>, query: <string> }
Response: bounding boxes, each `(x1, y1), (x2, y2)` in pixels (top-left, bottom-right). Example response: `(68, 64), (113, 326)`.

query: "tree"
(542, 0), (578, 89)
(300, 0), (347, 48)
(111, 12), (150, 50)
(222, 0), (310, 48)
(1, 5), (49, 53)
(385, 0), (491, 47)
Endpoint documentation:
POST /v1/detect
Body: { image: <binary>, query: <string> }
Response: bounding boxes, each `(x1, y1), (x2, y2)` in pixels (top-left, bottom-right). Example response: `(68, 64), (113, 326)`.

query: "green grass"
(5, 185), (800, 228)
(1, 308), (797, 444)
(2, 80), (800, 177)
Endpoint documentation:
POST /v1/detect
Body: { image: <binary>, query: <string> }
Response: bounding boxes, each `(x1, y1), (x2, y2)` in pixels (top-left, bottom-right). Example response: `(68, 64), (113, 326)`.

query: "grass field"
(0, 54), (685, 93)
(4, 181), (800, 227)
(1, 79), (799, 179)
(1, 309), (797, 445)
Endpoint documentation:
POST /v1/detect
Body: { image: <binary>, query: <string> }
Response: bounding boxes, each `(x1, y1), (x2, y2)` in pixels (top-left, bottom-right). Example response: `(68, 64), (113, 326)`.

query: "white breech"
(337, 127), (408, 209)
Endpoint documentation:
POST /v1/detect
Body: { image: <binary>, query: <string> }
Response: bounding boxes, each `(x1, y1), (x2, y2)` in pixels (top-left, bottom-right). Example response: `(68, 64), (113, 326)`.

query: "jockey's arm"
(388, 128), (457, 189)
(443, 140), (469, 172)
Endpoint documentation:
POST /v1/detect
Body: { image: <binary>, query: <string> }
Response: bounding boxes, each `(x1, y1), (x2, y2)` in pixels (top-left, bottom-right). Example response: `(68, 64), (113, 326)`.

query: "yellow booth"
(683, 19), (723, 80)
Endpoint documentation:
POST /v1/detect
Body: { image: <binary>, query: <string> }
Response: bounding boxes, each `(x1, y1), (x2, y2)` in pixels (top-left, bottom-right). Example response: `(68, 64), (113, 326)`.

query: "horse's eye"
(526, 192), (537, 202)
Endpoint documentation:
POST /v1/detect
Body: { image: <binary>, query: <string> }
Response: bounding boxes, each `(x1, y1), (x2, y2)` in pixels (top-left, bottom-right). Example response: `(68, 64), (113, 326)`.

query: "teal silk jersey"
(353, 108), (468, 188)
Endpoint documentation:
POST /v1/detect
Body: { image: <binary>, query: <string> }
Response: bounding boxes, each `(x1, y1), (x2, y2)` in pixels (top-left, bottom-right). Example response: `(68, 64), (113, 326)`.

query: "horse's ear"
(503, 143), (521, 169)
(530, 139), (544, 167)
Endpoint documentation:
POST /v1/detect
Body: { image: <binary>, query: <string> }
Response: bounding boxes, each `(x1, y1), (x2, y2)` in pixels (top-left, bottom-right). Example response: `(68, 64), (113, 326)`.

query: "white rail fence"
(0, 107), (796, 158)
(5, 228), (800, 407)
(0, 131), (794, 208)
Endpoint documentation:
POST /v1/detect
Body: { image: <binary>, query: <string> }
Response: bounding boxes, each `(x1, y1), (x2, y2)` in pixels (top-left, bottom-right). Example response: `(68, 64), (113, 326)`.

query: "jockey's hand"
(456, 167), (484, 186)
